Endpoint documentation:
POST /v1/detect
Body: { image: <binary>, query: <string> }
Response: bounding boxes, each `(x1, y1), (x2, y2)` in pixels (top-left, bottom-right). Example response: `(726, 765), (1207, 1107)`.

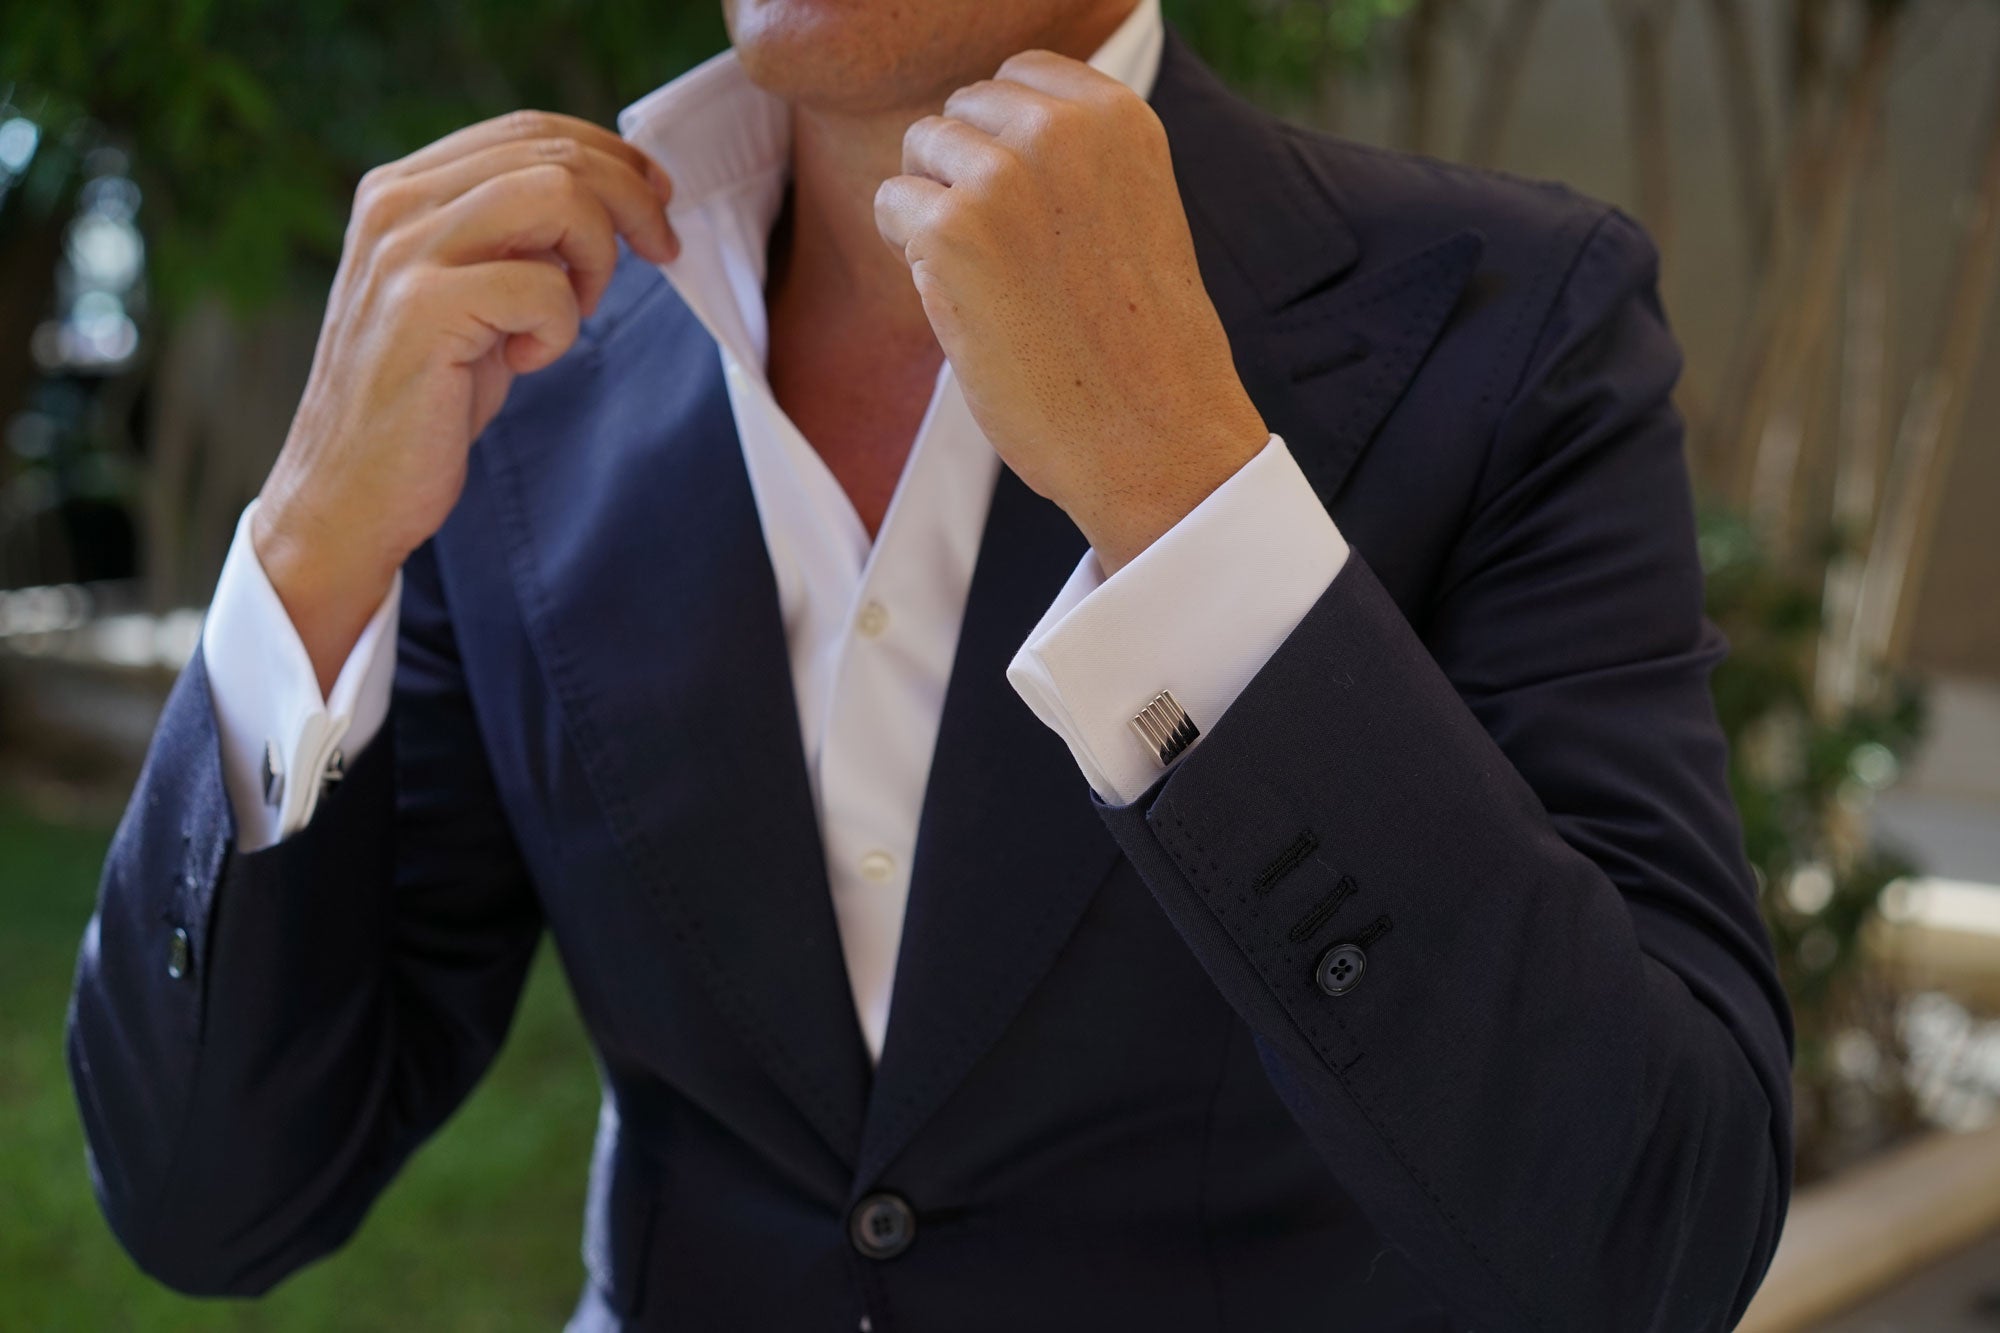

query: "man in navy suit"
(66, 0), (1793, 1328)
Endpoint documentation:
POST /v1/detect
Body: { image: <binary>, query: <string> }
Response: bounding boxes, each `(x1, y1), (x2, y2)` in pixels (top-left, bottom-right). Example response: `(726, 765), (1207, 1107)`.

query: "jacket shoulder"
(1280, 119), (1640, 280)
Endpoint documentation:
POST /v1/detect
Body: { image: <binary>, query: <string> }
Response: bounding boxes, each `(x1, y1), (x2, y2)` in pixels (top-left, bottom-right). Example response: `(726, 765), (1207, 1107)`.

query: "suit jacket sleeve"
(64, 536), (543, 1297)
(1090, 207), (1794, 1333)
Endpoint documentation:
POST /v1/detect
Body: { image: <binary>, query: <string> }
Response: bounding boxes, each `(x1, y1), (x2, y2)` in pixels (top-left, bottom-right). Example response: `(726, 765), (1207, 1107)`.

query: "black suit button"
(849, 1192), (915, 1260)
(166, 926), (192, 980)
(1315, 942), (1365, 996)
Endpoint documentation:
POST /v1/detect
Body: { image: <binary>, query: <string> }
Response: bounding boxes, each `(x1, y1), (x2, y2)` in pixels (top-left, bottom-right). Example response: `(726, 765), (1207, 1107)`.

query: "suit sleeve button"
(849, 1192), (915, 1259)
(1314, 942), (1365, 996)
(167, 926), (192, 981)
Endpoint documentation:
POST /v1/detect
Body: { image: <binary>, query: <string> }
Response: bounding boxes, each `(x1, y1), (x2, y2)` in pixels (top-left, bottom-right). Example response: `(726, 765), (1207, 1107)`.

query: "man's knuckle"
(538, 262), (581, 313)
(1097, 80), (1138, 109)
(1048, 97), (1092, 136)
(941, 81), (988, 117)
(910, 114), (953, 154)
(351, 172), (406, 235)
(981, 145), (1024, 189)
(380, 264), (426, 314)
(1007, 102), (1051, 143)
(520, 160), (580, 205)
(530, 135), (581, 166)
(500, 107), (555, 139)
(998, 48), (1051, 77)
(372, 221), (423, 272)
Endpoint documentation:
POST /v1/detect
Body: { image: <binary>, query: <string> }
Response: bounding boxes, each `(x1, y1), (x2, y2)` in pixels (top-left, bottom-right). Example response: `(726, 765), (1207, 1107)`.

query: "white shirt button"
(856, 600), (889, 638)
(859, 849), (896, 882)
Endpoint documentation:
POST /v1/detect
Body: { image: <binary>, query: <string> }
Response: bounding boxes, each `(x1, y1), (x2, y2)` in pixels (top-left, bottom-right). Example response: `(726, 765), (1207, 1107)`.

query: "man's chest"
(763, 304), (949, 541)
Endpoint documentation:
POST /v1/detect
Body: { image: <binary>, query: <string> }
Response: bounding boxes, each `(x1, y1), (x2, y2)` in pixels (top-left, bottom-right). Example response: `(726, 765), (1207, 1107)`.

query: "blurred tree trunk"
(1846, 45), (2000, 679)
(1705, 0), (1773, 264)
(1788, 0), (1830, 107)
(0, 207), (66, 516)
(1614, 0), (1680, 268)
(1401, 0), (1449, 155)
(142, 292), (321, 611)
(1726, 2), (1897, 539)
(1817, 118), (1895, 715)
(1463, 0), (1549, 165)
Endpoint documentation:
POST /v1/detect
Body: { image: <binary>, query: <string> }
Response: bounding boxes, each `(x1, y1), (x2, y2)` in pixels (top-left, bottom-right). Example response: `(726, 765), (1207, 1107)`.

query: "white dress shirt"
(199, 0), (1349, 1062)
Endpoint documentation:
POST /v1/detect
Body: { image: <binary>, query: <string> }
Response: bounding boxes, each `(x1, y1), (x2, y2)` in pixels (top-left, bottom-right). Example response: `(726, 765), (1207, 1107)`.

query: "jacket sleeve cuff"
(199, 497), (401, 851)
(1005, 434), (1349, 803)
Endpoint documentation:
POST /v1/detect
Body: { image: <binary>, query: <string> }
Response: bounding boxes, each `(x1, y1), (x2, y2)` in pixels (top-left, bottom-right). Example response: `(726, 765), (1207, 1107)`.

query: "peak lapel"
(1153, 25), (1485, 507)
(478, 273), (874, 1167)
(1256, 229), (1486, 505)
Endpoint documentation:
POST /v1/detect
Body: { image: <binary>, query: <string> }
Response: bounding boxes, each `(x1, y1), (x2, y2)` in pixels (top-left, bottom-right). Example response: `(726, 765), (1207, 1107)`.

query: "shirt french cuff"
(200, 497), (402, 852)
(1004, 434), (1349, 805)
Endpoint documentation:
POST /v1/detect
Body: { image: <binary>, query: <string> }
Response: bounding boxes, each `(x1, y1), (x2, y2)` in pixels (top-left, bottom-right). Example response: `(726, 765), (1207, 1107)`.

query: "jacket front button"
(1315, 942), (1365, 996)
(849, 1191), (915, 1260)
(166, 926), (192, 981)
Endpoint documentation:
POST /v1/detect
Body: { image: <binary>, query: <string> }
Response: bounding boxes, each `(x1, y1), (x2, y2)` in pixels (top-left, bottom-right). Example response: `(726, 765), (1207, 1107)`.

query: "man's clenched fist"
(875, 50), (1270, 574)
(255, 111), (679, 692)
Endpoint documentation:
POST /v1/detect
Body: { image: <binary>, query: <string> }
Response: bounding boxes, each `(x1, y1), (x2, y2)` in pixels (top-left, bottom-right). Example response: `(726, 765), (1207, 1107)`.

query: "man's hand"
(255, 111), (680, 692)
(875, 50), (1270, 575)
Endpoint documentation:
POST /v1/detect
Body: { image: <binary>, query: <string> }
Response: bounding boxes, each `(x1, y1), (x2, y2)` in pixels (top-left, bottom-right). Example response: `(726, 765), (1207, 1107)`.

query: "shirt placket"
(815, 373), (996, 1059)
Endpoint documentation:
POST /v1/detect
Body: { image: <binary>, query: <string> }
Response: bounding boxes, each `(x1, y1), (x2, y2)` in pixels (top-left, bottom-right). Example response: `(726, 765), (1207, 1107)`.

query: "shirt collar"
(616, 0), (1165, 221)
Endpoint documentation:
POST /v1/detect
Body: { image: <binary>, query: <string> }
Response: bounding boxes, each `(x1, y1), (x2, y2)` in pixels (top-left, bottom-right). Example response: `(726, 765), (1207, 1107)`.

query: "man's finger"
(901, 114), (1009, 189)
(873, 173), (951, 261)
(992, 48), (1124, 101)
(403, 138), (679, 265)
(940, 78), (1067, 145)
(378, 108), (672, 204)
(431, 257), (583, 373)
(420, 163), (622, 312)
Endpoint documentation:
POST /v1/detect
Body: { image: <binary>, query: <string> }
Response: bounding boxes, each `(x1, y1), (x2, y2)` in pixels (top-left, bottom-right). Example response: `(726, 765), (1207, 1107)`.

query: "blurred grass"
(0, 798), (602, 1330)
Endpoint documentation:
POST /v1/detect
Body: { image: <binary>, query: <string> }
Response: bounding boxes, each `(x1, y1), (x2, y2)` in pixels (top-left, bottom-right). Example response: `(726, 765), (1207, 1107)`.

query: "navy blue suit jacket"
(68, 27), (1793, 1332)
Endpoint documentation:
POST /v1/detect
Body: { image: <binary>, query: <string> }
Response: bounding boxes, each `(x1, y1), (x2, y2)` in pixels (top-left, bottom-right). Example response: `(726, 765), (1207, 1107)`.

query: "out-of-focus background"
(2, 0), (1997, 1327)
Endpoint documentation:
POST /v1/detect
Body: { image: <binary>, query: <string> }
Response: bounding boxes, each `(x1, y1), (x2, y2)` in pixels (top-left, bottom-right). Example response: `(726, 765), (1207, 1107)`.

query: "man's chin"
(735, 46), (942, 116)
(727, 2), (969, 114)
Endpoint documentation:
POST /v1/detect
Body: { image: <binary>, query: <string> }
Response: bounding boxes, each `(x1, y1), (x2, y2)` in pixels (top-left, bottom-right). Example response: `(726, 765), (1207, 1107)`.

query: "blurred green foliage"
(3, 0), (729, 317)
(2, 1), (1402, 321)
(1700, 510), (1927, 1173)
(1163, 0), (1412, 91)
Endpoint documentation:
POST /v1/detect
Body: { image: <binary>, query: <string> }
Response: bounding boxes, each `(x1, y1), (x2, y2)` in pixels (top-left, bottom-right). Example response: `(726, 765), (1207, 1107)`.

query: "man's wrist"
(1074, 408), (1271, 575)
(250, 496), (402, 698)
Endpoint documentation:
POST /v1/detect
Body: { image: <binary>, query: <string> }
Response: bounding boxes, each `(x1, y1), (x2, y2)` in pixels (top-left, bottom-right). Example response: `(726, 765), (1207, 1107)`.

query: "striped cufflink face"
(1130, 690), (1200, 767)
(261, 739), (285, 809)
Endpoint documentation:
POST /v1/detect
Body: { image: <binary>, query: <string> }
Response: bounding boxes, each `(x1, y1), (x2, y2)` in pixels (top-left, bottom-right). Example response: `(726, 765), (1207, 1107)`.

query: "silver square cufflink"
(1130, 690), (1199, 768)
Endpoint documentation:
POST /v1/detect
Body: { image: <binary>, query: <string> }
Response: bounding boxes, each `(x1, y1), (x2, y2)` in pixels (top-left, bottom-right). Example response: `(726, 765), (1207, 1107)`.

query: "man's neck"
(763, 0), (1140, 338)
(761, 100), (946, 541)
(767, 100), (937, 351)
(756, 1), (1142, 540)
